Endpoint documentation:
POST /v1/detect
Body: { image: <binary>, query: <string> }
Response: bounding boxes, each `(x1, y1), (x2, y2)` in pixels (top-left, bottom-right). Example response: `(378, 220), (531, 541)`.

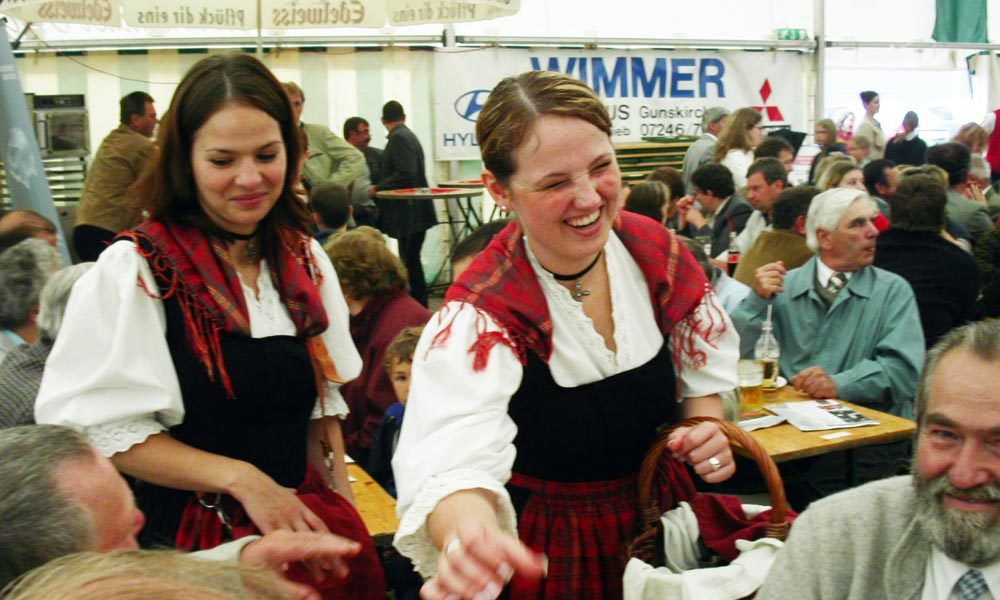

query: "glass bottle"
(755, 319), (780, 391)
(726, 231), (740, 276)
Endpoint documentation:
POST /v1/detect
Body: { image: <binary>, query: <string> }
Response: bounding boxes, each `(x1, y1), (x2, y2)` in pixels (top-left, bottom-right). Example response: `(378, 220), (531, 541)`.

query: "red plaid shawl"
(118, 219), (329, 398)
(434, 211), (724, 373)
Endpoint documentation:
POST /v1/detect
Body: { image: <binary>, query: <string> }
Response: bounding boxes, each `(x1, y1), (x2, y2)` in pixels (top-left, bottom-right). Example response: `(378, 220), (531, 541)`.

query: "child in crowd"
(308, 181), (352, 245)
(366, 326), (423, 498)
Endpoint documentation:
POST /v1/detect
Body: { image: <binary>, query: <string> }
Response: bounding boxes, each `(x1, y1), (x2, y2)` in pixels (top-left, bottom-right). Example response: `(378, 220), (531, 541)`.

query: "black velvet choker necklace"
(545, 251), (603, 302)
(547, 251), (603, 281)
(224, 228), (259, 241)
(221, 227), (260, 261)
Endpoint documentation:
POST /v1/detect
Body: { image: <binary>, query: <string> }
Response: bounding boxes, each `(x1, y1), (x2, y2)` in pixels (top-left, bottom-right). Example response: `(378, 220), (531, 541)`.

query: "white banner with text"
(433, 48), (807, 161)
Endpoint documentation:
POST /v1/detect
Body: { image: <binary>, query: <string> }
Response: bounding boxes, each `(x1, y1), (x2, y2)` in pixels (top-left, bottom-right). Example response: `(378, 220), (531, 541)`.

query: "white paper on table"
(765, 399), (879, 431)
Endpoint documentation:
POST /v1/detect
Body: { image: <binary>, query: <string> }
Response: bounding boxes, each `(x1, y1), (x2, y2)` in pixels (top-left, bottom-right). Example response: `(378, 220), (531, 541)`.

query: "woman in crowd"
(714, 107), (763, 189)
(624, 180), (671, 226)
(818, 161), (893, 231)
(819, 160), (866, 192)
(645, 166), (685, 229)
(393, 70), (739, 600)
(952, 122), (990, 154)
(35, 53), (384, 597)
(324, 228), (430, 466)
(808, 118), (847, 184)
(854, 90), (886, 159)
(836, 111), (856, 142)
(885, 111), (927, 166)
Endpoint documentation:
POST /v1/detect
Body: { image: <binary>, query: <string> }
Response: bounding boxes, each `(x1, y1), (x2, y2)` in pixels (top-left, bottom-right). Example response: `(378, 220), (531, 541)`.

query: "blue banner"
(0, 24), (70, 263)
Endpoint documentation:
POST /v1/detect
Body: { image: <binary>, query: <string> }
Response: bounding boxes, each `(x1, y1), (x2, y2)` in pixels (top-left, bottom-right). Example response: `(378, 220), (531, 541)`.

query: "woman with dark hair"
(623, 180), (670, 225)
(714, 107), (763, 189)
(645, 166), (685, 228)
(885, 111), (927, 167)
(393, 70), (739, 599)
(854, 90), (886, 160)
(36, 53), (384, 597)
(325, 229), (430, 466)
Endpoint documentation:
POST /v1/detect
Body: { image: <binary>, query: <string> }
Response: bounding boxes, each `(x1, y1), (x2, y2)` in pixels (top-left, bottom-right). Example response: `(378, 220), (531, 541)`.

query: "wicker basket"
(628, 416), (792, 567)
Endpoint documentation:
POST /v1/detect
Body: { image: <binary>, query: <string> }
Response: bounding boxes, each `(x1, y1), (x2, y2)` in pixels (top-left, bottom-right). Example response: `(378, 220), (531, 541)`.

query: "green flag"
(933, 0), (987, 43)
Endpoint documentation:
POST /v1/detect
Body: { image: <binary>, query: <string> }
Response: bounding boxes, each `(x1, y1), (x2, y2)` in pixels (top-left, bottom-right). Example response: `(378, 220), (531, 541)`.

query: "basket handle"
(637, 416), (790, 540)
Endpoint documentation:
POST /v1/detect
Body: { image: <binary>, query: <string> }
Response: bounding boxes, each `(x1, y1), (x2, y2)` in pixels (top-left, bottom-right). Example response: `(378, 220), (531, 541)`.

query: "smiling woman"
(35, 53), (386, 598)
(392, 70), (741, 600)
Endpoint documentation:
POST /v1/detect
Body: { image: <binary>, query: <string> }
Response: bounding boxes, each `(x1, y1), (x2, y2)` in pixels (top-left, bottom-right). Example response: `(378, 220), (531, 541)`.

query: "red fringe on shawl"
(117, 222), (329, 399)
(434, 212), (724, 381)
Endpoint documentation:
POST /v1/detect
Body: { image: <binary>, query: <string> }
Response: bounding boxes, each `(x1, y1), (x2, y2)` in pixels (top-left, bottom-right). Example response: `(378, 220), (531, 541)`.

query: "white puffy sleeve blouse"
(35, 238), (362, 457)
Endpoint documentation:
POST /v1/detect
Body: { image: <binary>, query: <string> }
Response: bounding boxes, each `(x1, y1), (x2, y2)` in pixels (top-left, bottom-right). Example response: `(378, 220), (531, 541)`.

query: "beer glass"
(737, 359), (765, 414)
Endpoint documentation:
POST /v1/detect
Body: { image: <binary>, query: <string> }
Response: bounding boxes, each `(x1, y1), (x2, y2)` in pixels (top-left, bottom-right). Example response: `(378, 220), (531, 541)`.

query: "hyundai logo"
(454, 89), (491, 123)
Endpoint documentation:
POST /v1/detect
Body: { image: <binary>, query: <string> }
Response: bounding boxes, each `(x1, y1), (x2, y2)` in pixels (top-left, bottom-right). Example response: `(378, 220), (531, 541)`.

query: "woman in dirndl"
(392, 70), (741, 600)
(35, 53), (384, 598)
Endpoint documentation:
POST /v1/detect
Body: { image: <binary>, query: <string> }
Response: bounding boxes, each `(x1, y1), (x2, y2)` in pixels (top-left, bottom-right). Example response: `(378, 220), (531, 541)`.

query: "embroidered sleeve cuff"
(311, 384), (350, 420)
(86, 417), (166, 457)
(393, 470), (518, 578)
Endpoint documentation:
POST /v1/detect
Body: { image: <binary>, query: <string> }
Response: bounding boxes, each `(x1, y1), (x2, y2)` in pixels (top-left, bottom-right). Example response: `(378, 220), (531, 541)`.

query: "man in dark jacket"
(874, 173), (981, 349)
(678, 163), (753, 257)
(369, 101), (437, 306)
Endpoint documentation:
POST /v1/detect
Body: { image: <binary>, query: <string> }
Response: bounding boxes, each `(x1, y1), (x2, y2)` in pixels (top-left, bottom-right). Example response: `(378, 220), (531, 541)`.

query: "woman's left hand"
(666, 421), (735, 483)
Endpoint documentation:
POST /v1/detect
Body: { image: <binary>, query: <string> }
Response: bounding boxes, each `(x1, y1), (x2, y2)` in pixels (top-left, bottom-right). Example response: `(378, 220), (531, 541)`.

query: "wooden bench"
(349, 463), (399, 546)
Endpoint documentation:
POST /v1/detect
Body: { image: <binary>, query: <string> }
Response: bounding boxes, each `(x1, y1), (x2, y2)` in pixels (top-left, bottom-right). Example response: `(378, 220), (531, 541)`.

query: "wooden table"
(437, 178), (485, 189)
(375, 187), (485, 240)
(740, 386), (916, 464)
(349, 463), (398, 546)
(437, 179), (512, 222)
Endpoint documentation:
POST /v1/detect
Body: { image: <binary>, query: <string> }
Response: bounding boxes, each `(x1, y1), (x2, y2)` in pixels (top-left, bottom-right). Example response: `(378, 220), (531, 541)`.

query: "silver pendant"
(571, 279), (591, 302)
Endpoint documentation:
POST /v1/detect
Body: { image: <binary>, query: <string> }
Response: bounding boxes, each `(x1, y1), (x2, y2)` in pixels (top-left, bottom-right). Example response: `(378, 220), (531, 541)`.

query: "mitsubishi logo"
(454, 89), (491, 123)
(753, 79), (785, 122)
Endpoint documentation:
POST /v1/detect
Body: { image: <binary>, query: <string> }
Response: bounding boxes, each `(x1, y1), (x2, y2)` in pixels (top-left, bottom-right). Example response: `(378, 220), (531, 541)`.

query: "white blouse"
(34, 238), (362, 457)
(392, 231), (740, 576)
(721, 148), (754, 190)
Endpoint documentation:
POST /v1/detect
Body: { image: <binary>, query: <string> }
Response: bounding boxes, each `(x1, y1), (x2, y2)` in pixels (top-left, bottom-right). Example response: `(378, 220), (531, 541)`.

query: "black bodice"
(508, 339), (677, 483)
(134, 257), (317, 547)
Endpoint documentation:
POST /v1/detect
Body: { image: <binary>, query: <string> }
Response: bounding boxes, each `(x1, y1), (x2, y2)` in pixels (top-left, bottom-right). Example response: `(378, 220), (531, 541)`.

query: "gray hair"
(2, 550), (293, 600)
(915, 320), (1000, 425)
(969, 153), (991, 181)
(805, 188), (877, 252)
(0, 425), (96, 589)
(37, 263), (93, 344)
(0, 239), (63, 330)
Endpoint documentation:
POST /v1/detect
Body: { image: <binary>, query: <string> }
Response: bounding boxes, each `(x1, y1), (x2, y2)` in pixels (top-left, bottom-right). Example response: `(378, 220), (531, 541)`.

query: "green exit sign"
(776, 28), (809, 40)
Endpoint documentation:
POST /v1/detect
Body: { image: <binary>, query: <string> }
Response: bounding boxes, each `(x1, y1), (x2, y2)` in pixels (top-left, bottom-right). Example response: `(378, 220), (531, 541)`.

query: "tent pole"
(814, 0), (825, 127)
(256, 0), (263, 57)
(444, 24), (460, 181)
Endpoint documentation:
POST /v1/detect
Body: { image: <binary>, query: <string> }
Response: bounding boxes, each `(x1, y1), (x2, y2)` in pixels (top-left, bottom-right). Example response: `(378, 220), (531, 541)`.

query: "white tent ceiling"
(5, 0), (1000, 50)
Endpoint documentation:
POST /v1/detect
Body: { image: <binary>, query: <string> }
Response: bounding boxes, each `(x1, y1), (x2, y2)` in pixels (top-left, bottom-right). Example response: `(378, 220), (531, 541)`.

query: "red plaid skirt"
(175, 467), (386, 599)
(508, 460), (697, 600)
(509, 473), (638, 600)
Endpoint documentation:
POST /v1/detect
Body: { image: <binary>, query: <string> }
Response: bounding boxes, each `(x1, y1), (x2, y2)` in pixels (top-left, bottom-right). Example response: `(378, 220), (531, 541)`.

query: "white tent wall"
(12, 47), (454, 281)
(13, 47), (436, 173)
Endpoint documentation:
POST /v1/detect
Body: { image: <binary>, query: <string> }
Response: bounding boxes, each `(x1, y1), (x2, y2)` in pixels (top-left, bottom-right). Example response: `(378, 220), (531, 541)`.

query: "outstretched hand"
(421, 520), (546, 600)
(241, 530), (361, 580)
